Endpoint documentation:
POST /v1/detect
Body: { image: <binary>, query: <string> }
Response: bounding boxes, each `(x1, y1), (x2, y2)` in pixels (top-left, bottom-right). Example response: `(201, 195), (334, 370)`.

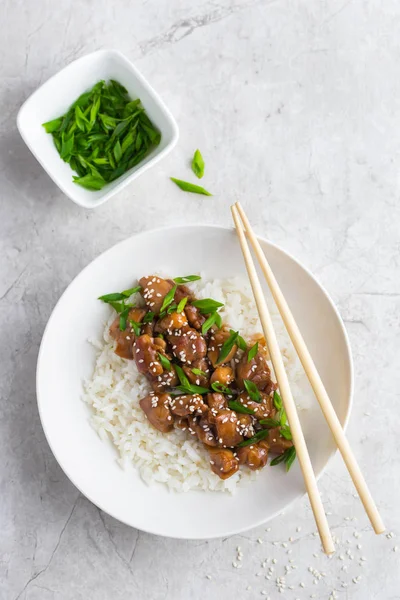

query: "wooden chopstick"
(231, 204), (335, 555)
(234, 201), (385, 535)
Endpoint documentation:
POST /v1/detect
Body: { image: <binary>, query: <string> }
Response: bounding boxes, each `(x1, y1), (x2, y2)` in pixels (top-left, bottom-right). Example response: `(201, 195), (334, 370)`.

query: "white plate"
(36, 225), (353, 539)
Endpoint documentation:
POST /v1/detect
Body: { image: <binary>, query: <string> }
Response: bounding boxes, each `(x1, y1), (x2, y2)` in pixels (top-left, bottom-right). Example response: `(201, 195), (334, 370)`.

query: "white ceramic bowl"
(17, 50), (179, 208)
(36, 225), (353, 539)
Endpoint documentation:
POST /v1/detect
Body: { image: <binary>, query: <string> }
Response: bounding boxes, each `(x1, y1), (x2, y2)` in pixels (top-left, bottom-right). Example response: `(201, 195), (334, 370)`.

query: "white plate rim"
(36, 224), (354, 538)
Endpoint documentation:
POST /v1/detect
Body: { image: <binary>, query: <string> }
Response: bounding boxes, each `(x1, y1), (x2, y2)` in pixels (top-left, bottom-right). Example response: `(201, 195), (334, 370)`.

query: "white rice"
(83, 276), (308, 493)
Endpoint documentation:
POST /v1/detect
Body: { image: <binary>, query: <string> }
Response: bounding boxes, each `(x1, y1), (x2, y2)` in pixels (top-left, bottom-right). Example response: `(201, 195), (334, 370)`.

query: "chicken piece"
(174, 416), (188, 430)
(188, 415), (218, 447)
(173, 283), (195, 304)
(169, 393), (208, 417)
(139, 276), (174, 315)
(184, 304), (205, 331)
(139, 393), (174, 433)
(141, 319), (154, 337)
(183, 357), (210, 388)
(206, 392), (228, 412)
(236, 414), (255, 438)
(214, 409), (243, 447)
(237, 439), (269, 470)
(151, 367), (179, 393)
(109, 307), (147, 359)
(153, 337), (167, 352)
(208, 327), (238, 367)
(134, 334), (164, 377)
(236, 349), (276, 392)
(210, 365), (235, 387)
(237, 391), (274, 420)
(209, 448), (239, 480)
(155, 311), (188, 334)
(268, 427), (293, 454)
(167, 327), (207, 364)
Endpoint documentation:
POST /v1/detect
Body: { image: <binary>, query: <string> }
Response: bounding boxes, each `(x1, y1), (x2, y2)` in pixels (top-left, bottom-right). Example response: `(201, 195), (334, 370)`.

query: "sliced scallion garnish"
(243, 379), (261, 403)
(173, 275), (201, 284)
(247, 341), (258, 362)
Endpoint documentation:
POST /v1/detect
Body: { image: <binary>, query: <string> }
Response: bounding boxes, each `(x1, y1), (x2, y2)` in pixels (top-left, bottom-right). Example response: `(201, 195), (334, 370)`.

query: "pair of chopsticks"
(231, 202), (385, 555)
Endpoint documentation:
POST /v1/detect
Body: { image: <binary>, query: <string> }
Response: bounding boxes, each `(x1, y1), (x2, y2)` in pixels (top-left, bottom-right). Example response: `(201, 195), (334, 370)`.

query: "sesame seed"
(296, 526), (301, 532)
(257, 538), (263, 544)
(206, 575), (211, 580)
(394, 546), (399, 552)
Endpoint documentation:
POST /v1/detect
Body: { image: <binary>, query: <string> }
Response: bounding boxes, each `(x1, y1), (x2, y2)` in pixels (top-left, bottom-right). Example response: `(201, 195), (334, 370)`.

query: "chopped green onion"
(160, 285), (177, 314)
(175, 384), (210, 395)
(202, 312), (217, 335)
(170, 177), (212, 196)
(108, 301), (131, 313)
(285, 446), (296, 471)
(192, 298), (224, 314)
(173, 275), (201, 284)
(237, 335), (247, 351)
(273, 390), (283, 411)
(158, 353), (171, 371)
(191, 149), (205, 179)
(192, 368), (206, 377)
(119, 305), (131, 331)
(42, 80), (161, 191)
(167, 302), (178, 315)
(143, 311), (155, 324)
(247, 341), (258, 362)
(243, 379), (261, 403)
(98, 292), (128, 302)
(279, 408), (287, 426)
(177, 297), (188, 313)
(99, 285), (141, 303)
(270, 446), (296, 471)
(211, 382), (233, 395)
(259, 418), (281, 427)
(280, 426), (293, 441)
(129, 320), (142, 337)
(228, 400), (255, 415)
(217, 330), (238, 363)
(237, 429), (269, 447)
(174, 364), (209, 394)
(121, 286), (141, 297)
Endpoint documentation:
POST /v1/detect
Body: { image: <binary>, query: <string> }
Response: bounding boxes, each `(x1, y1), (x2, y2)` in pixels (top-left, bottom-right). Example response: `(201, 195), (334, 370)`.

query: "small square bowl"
(17, 49), (179, 208)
